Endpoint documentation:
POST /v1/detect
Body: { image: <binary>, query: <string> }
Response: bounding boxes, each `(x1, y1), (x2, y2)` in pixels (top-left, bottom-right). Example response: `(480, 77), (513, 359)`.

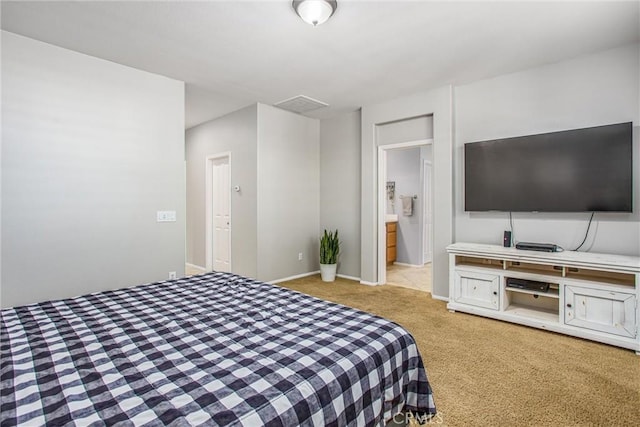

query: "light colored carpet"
(277, 275), (640, 426)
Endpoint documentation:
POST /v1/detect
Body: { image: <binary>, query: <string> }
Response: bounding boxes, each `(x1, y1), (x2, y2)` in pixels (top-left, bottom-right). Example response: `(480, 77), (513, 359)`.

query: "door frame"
(377, 139), (433, 285)
(422, 159), (433, 264)
(205, 152), (232, 272)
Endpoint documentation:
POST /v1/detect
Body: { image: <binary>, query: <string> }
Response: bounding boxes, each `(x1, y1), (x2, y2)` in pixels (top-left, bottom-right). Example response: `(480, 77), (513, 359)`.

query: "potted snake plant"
(319, 229), (340, 282)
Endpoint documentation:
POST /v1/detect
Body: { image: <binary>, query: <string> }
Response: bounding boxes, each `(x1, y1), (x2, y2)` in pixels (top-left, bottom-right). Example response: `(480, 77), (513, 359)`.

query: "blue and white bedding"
(1, 271), (436, 426)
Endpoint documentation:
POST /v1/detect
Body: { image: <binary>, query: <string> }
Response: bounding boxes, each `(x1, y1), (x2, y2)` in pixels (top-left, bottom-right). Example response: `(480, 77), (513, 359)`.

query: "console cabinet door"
(564, 285), (636, 338)
(454, 270), (500, 310)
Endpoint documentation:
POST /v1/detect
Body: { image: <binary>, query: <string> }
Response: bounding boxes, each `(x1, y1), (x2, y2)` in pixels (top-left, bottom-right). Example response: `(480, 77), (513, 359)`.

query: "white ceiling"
(2, 1), (639, 129)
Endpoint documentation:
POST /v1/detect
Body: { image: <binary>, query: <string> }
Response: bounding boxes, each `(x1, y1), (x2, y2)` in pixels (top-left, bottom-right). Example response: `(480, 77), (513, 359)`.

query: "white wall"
(1, 32), (185, 308)
(454, 43), (640, 256)
(362, 88), (453, 299)
(257, 104), (320, 282)
(387, 147), (423, 266)
(320, 110), (361, 279)
(377, 115), (434, 146)
(185, 105), (258, 277)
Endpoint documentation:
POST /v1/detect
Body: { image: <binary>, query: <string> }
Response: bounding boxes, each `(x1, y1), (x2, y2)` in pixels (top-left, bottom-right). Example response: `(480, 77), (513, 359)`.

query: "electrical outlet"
(298, 252), (303, 261)
(168, 271), (177, 280)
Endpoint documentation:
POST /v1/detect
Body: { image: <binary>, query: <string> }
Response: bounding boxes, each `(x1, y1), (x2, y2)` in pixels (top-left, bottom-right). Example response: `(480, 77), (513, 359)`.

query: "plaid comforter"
(1, 272), (436, 426)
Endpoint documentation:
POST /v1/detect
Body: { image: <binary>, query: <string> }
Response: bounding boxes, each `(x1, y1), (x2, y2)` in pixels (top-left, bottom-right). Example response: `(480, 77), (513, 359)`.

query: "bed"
(1, 271), (436, 426)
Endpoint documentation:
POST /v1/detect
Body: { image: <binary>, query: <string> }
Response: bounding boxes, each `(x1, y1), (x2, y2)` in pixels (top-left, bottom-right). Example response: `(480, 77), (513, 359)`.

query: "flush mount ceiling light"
(293, 0), (337, 26)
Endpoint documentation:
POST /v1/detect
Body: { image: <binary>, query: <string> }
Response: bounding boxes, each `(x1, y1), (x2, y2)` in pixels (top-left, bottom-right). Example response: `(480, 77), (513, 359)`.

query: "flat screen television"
(464, 122), (633, 212)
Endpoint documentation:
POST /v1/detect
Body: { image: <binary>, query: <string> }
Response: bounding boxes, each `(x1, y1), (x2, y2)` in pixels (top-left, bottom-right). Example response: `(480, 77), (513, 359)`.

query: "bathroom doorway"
(378, 140), (433, 293)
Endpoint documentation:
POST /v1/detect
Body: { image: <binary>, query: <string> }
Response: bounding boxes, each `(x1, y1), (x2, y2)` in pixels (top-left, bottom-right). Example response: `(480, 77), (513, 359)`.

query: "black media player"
(515, 242), (558, 252)
(506, 277), (550, 292)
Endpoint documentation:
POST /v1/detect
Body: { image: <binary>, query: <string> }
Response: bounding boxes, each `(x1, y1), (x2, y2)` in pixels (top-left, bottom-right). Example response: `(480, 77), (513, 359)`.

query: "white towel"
(402, 196), (413, 216)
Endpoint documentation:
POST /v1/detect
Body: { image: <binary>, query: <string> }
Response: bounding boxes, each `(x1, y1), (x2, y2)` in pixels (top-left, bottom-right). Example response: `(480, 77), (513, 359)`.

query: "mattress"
(1, 271), (436, 426)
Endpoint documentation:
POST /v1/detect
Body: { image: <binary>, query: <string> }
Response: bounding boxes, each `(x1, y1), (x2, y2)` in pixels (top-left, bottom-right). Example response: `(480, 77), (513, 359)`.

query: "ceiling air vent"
(274, 95), (328, 114)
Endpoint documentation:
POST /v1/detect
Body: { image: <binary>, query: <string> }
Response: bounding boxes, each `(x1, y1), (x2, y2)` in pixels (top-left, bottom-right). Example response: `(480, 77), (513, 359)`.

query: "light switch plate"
(157, 211), (177, 222)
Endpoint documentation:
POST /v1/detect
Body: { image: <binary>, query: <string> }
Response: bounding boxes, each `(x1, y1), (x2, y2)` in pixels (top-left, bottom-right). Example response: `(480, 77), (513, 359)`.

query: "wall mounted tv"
(464, 122), (633, 212)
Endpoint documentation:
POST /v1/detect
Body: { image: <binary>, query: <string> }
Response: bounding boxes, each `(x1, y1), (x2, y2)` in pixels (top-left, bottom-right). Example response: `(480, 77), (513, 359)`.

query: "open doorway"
(378, 140), (433, 293)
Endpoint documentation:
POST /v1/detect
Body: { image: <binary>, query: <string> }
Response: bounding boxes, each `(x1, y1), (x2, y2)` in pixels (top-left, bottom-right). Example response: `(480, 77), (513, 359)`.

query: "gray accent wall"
(1, 32), (186, 308)
(454, 43), (640, 256)
(185, 105), (258, 278)
(319, 110), (362, 279)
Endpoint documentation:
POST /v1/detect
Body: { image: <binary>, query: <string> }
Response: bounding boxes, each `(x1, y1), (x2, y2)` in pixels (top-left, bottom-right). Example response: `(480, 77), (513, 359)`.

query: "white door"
(423, 160), (432, 263)
(209, 156), (231, 272)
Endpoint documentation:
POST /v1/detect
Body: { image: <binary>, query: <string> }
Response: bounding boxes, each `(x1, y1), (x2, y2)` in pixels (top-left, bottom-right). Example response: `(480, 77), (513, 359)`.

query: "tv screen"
(464, 122), (633, 212)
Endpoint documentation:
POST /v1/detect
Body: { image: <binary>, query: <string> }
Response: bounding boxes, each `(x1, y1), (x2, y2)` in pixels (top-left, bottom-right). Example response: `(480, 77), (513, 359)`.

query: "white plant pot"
(320, 263), (337, 282)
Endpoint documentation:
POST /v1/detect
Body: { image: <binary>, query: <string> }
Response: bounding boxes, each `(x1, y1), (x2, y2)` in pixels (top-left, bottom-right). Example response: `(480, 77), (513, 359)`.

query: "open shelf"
(564, 268), (635, 287)
(455, 255), (503, 270)
(505, 286), (559, 299)
(506, 290), (559, 317)
(504, 304), (559, 323)
(505, 261), (563, 277)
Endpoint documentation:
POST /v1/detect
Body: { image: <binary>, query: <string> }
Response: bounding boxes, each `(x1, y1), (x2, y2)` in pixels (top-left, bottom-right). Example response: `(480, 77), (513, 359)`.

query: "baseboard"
(269, 271), (320, 284)
(393, 262), (425, 268)
(431, 294), (449, 302)
(186, 263), (206, 273)
(359, 280), (380, 286)
(271, 272), (363, 284)
(337, 274), (360, 282)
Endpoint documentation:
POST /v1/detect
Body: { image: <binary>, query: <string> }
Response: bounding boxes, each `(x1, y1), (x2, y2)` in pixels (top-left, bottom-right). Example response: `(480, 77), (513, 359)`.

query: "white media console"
(447, 243), (640, 353)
